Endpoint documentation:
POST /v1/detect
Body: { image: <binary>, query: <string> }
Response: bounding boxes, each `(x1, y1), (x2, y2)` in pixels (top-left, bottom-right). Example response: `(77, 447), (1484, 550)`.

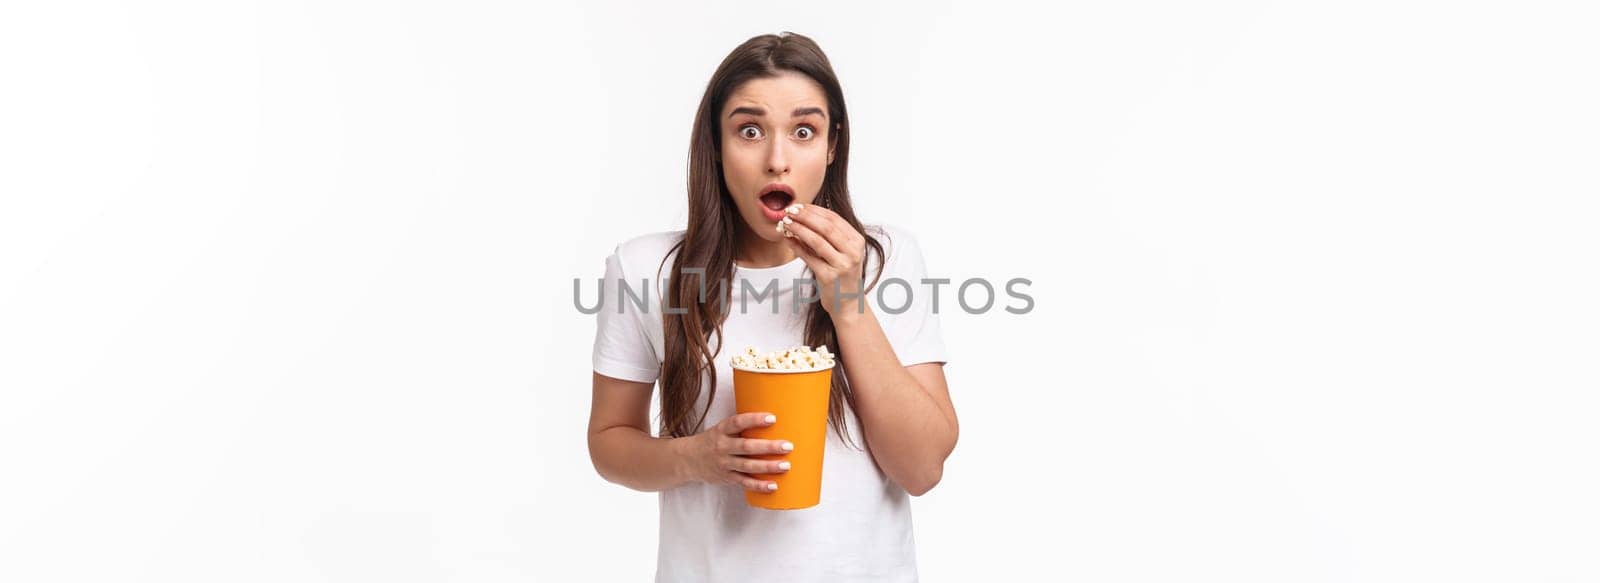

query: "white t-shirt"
(591, 223), (949, 583)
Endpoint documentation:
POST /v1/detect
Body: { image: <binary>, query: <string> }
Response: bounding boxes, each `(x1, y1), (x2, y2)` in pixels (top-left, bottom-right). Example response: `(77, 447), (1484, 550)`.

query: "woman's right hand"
(676, 411), (795, 493)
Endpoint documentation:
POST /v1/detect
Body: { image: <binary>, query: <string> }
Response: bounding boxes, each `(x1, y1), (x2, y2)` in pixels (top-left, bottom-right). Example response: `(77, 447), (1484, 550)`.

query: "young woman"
(588, 32), (959, 582)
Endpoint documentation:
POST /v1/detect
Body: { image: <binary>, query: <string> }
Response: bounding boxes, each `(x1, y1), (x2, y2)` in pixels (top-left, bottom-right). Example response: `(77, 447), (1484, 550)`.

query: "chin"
(754, 227), (785, 242)
(736, 214), (777, 240)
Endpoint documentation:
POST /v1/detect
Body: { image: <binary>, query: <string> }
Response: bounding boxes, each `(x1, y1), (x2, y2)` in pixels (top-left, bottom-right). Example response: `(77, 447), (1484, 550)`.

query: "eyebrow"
(727, 106), (828, 120)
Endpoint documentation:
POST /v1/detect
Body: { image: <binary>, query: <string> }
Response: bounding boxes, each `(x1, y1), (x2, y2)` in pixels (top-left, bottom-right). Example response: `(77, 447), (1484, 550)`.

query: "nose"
(765, 138), (790, 176)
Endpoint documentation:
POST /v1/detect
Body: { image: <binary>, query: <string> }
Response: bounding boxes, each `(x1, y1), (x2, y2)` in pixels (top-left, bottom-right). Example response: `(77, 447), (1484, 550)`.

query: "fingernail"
(764, 414), (776, 424)
(780, 441), (794, 451)
(782, 216), (793, 225)
(767, 483), (779, 491)
(778, 461), (791, 470)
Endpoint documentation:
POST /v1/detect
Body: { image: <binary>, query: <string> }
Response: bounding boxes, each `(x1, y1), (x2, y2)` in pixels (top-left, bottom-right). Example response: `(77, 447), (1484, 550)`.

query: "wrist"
(666, 433), (700, 485)
(829, 298), (874, 326)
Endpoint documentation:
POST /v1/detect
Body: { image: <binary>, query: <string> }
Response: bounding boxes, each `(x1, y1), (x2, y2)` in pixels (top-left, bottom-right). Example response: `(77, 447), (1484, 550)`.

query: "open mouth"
(760, 189), (795, 211)
(757, 184), (796, 221)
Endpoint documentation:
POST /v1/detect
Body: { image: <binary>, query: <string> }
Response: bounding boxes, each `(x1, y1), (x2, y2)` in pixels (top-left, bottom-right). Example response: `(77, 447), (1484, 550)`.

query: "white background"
(2, 1), (1597, 581)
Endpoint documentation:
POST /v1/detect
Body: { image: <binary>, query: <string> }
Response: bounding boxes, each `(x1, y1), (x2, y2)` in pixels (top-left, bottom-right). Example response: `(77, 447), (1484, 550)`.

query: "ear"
(828, 123), (840, 165)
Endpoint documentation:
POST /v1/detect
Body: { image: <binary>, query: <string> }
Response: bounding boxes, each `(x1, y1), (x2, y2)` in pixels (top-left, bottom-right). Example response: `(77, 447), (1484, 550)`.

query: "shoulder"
(863, 222), (928, 276)
(608, 229), (686, 280)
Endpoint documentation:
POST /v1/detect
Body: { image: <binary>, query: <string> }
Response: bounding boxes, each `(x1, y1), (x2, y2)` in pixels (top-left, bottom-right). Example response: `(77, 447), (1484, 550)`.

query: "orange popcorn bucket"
(732, 362), (834, 510)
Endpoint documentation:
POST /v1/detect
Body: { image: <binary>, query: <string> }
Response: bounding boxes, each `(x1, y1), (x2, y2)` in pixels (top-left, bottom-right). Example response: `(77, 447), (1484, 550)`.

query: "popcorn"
(731, 345), (835, 371)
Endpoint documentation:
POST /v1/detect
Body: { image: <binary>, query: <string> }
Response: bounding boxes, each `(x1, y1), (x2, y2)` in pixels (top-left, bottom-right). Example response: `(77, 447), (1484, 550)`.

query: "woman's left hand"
(780, 203), (868, 319)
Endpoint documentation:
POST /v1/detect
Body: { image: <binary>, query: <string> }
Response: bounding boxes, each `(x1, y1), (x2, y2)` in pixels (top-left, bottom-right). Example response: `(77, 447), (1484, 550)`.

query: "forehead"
(722, 71), (827, 116)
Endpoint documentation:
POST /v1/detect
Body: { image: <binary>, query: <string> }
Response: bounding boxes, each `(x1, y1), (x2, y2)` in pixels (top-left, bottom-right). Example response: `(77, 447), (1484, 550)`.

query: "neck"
(733, 220), (797, 268)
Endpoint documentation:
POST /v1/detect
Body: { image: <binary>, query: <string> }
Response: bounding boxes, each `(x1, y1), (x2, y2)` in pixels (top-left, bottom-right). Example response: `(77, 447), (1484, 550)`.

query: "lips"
(757, 184), (795, 222)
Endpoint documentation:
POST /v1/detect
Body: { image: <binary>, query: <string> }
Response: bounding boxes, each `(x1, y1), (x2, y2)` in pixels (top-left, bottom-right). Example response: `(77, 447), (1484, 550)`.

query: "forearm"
(833, 304), (957, 495)
(588, 425), (695, 492)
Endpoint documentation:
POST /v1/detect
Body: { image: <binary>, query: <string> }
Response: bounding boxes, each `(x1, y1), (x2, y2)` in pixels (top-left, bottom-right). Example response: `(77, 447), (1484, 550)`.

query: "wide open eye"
(739, 125), (763, 140)
(794, 126), (815, 140)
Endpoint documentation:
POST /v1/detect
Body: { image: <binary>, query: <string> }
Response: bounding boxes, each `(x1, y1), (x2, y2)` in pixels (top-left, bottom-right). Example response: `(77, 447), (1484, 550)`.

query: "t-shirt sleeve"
(591, 249), (662, 384)
(872, 228), (950, 367)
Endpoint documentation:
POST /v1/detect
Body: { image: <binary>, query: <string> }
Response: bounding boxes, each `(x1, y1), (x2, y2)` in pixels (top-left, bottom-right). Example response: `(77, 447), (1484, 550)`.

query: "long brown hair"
(657, 32), (886, 449)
